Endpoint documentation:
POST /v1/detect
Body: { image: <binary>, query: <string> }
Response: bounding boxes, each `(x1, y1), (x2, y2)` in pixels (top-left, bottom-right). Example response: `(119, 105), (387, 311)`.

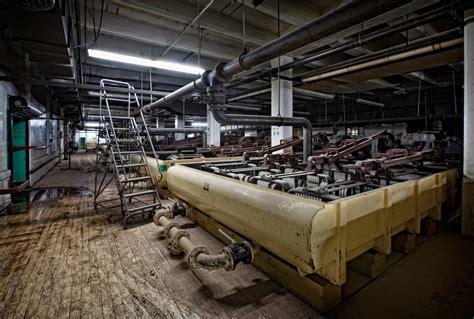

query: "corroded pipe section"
(154, 205), (253, 271)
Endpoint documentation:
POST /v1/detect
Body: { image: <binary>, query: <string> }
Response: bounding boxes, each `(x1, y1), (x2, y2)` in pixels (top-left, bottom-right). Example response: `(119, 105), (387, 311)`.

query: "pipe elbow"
(210, 109), (228, 125)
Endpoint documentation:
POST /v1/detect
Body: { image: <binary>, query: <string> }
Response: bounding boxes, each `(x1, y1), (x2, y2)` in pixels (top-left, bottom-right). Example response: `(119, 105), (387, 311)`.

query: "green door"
(12, 119), (28, 182)
(79, 137), (86, 149)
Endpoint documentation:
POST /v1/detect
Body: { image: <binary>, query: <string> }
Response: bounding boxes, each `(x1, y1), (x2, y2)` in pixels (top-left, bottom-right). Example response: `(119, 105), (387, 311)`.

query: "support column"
(156, 116), (165, 141)
(207, 109), (220, 147)
(271, 56), (293, 147)
(174, 114), (185, 141)
(463, 8), (474, 236)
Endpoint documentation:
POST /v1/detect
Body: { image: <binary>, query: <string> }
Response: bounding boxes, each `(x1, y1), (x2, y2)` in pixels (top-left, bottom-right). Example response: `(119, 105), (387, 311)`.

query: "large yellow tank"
(166, 163), (457, 285)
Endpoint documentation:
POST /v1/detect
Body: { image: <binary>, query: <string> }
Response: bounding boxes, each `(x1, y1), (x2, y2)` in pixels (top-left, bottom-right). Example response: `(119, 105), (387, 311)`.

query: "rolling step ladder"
(94, 79), (162, 228)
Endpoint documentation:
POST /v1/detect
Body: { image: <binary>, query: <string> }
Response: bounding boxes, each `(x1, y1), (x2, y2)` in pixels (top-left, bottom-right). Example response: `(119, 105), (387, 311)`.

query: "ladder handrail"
(95, 78), (162, 228)
(139, 108), (163, 184)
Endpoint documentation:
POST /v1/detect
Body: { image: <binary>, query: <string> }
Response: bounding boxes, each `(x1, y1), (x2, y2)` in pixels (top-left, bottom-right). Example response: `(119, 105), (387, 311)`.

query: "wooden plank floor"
(0, 153), (321, 318)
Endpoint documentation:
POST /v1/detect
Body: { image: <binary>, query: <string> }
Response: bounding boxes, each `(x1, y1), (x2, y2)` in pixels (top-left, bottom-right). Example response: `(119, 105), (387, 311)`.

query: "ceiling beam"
(0, 77), (170, 96)
(109, 0), (276, 47)
(243, 0), (322, 26)
(83, 8), (243, 61)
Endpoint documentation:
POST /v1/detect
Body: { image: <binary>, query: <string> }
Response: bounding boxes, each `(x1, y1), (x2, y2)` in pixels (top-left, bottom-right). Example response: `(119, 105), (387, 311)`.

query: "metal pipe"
(225, 4), (451, 89)
(227, 104), (262, 111)
(141, 0), (406, 114)
(154, 206), (253, 270)
(227, 87), (271, 102)
(160, 0), (214, 57)
(228, 86), (334, 102)
(148, 127), (207, 147)
(211, 109), (312, 160)
(302, 36), (463, 83)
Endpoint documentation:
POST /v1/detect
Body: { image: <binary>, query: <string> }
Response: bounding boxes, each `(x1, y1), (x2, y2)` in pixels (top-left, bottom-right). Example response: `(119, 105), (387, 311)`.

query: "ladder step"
(121, 176), (152, 183)
(124, 190), (156, 198)
(128, 203), (161, 213)
(115, 139), (137, 143)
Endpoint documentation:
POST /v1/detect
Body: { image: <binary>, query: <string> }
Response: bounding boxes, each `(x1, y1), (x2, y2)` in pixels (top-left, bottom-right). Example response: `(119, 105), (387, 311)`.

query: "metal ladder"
(94, 79), (161, 228)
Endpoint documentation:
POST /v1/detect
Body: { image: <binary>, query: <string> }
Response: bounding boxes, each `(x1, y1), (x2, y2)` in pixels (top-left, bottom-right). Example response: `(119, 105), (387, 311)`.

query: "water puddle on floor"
(4, 186), (93, 215)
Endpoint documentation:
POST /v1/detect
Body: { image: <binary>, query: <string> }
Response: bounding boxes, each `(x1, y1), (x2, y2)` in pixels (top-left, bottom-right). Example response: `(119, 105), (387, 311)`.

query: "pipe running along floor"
(0, 153), (473, 318)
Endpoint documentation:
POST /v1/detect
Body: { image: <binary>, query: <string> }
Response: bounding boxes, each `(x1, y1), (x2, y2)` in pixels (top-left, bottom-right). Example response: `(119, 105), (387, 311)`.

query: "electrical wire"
(77, 0), (104, 49)
(242, 0), (247, 52)
(276, 0), (281, 117)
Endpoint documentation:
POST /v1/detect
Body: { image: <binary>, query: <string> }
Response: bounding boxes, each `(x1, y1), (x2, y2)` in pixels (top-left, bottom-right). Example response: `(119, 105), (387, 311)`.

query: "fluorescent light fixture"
(356, 98), (385, 108)
(84, 121), (101, 128)
(191, 122), (208, 127)
(88, 49), (205, 75)
(294, 88), (335, 100)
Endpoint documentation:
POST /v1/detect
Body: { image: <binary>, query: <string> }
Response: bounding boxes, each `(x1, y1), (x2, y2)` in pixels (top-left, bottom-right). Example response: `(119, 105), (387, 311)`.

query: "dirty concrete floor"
(34, 152), (97, 190)
(2, 153), (474, 318)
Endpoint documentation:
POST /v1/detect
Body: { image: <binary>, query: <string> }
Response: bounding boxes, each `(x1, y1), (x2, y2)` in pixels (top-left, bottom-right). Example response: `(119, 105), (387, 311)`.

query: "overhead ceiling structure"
(0, 0), (468, 126)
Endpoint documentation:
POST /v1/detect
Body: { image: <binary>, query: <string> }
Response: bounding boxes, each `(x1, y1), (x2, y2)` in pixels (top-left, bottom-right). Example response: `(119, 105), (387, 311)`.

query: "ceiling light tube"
(294, 87), (335, 100)
(191, 122), (208, 127)
(356, 98), (385, 108)
(88, 49), (205, 75)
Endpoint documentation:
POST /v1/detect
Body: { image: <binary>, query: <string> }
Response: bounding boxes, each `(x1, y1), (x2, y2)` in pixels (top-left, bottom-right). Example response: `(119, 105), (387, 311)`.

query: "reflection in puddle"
(5, 187), (93, 215)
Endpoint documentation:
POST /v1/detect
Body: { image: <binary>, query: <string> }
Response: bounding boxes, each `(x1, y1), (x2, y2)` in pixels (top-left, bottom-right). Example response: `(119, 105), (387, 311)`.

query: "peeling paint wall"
(29, 113), (63, 185)
(0, 80), (17, 210)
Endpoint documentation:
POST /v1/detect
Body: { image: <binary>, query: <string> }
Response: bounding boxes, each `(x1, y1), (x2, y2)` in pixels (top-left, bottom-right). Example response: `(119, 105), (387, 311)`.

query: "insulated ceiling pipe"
(226, 4), (451, 89)
(147, 127), (207, 147)
(301, 33), (463, 83)
(138, 0), (407, 115)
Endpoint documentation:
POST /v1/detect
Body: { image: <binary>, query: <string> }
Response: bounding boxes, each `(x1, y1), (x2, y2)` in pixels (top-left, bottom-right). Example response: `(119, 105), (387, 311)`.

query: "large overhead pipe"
(139, 0), (408, 115)
(210, 107), (312, 161)
(301, 32), (463, 83)
(147, 127), (207, 147)
(226, 4), (451, 89)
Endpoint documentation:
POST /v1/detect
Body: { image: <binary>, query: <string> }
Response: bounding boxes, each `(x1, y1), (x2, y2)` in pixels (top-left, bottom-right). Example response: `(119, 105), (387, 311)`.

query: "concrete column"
(156, 116), (165, 141)
(207, 109), (220, 147)
(175, 114), (185, 141)
(463, 9), (474, 236)
(271, 56), (293, 147)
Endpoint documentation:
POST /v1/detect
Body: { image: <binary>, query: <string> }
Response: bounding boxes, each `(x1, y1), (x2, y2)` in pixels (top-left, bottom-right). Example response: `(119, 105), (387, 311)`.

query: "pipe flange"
(212, 62), (228, 83)
(164, 221), (180, 239)
(199, 70), (211, 87)
(238, 51), (250, 70)
(153, 205), (173, 225)
(222, 241), (253, 271)
(168, 229), (190, 256)
(187, 245), (209, 268)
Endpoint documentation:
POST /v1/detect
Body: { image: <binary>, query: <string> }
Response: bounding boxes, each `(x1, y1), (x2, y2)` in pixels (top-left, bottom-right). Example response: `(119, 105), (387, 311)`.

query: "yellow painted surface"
(165, 163), (457, 286)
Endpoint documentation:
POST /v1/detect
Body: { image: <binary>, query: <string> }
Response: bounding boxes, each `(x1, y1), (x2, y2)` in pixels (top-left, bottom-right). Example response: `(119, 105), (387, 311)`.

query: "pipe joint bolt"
(222, 241), (254, 271)
(168, 229), (190, 255)
(187, 245), (210, 268)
